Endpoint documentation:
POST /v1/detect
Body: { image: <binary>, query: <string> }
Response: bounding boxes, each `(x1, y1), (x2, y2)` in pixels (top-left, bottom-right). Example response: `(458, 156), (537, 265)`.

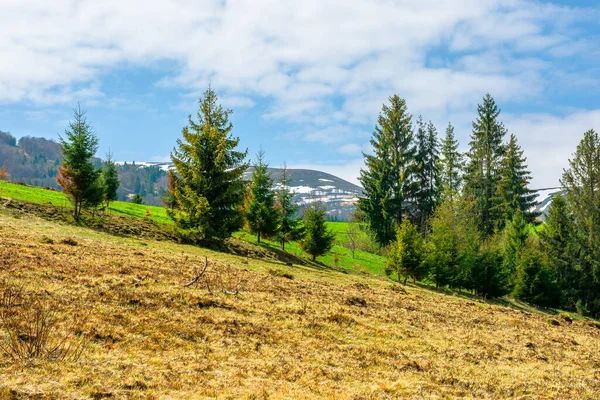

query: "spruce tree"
(414, 119), (441, 234)
(275, 165), (304, 250)
(386, 219), (424, 285)
(464, 93), (506, 236)
(246, 150), (278, 244)
(561, 129), (600, 315)
(300, 202), (335, 261)
(101, 151), (120, 209)
(56, 105), (103, 220)
(440, 122), (463, 199)
(169, 86), (248, 240)
(492, 134), (538, 229)
(503, 210), (529, 284)
(359, 95), (416, 246)
(539, 195), (580, 309)
(513, 238), (560, 308)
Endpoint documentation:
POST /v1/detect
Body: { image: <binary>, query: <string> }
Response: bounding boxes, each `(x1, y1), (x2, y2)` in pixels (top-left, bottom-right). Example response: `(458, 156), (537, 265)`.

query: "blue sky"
(1, 0), (599, 187)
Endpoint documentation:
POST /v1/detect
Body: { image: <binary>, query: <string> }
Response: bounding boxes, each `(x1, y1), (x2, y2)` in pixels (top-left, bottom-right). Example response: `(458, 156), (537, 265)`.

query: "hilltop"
(1, 183), (600, 398)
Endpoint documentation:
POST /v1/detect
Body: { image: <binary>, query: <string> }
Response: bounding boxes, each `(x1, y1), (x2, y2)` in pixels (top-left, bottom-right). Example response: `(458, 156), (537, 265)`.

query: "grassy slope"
(1, 209), (600, 398)
(1, 181), (385, 273)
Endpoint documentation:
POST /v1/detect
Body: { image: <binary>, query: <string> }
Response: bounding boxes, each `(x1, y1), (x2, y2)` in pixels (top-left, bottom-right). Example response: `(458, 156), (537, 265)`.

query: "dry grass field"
(1, 207), (600, 399)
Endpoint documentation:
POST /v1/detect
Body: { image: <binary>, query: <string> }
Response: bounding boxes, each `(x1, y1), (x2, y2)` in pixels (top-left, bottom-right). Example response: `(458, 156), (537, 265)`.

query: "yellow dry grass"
(0, 210), (599, 399)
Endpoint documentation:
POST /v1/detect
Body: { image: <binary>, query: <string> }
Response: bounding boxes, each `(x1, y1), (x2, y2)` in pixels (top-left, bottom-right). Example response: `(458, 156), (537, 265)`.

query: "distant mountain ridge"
(0, 131), (563, 221)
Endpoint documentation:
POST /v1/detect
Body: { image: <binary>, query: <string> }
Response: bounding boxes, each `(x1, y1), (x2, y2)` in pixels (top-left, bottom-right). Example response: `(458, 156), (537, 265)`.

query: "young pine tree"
(101, 151), (120, 209)
(439, 122), (463, 199)
(464, 93), (506, 236)
(300, 202), (335, 261)
(169, 86), (248, 240)
(386, 219), (425, 285)
(492, 134), (538, 230)
(275, 165), (304, 250)
(56, 105), (104, 220)
(246, 151), (278, 244)
(359, 95), (416, 246)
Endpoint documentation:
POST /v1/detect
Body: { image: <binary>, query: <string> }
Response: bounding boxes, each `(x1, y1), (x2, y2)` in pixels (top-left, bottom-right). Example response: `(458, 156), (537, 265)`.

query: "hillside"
(1, 190), (600, 398)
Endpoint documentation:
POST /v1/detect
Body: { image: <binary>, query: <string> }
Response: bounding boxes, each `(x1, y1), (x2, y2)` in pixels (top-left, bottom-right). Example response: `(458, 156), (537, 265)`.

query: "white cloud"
(505, 109), (600, 189)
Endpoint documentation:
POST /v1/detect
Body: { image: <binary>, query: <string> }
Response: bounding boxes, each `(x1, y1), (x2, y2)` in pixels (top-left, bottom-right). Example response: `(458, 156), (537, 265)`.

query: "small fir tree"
(503, 210), (529, 283)
(386, 219), (424, 285)
(300, 202), (335, 261)
(131, 194), (144, 204)
(101, 151), (120, 209)
(56, 105), (103, 220)
(246, 150), (278, 243)
(439, 122), (463, 199)
(169, 86), (248, 240)
(275, 165), (304, 250)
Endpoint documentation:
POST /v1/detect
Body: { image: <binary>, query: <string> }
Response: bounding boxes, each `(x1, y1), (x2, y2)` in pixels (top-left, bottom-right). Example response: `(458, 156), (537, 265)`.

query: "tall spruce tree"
(440, 122), (463, 199)
(169, 86), (248, 240)
(561, 129), (600, 315)
(275, 164), (304, 250)
(464, 93), (507, 236)
(56, 105), (104, 220)
(246, 150), (278, 244)
(101, 150), (120, 209)
(386, 219), (424, 285)
(414, 119), (441, 234)
(359, 95), (416, 246)
(492, 134), (538, 229)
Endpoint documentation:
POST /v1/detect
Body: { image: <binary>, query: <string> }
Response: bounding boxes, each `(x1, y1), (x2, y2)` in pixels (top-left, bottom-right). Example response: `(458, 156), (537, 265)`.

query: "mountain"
(532, 188), (564, 221)
(116, 163), (363, 220)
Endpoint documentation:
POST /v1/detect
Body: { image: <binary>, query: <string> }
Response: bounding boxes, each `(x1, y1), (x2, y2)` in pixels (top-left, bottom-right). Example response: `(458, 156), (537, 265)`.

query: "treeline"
(358, 93), (600, 316)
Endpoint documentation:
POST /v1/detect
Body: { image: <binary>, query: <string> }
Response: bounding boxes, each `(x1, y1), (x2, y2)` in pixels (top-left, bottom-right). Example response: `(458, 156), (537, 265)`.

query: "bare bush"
(0, 167), (8, 181)
(0, 282), (86, 362)
(182, 258), (246, 295)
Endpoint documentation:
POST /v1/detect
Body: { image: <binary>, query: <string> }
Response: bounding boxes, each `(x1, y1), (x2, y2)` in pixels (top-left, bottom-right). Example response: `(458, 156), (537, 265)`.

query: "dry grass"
(1, 210), (600, 399)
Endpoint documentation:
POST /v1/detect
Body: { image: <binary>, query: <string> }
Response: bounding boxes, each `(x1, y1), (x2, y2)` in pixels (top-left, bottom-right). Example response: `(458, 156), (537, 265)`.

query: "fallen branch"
(182, 257), (208, 287)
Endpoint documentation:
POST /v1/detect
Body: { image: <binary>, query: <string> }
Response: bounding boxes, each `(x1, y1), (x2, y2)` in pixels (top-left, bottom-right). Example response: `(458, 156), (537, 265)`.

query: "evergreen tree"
(131, 193), (144, 204)
(414, 119), (441, 234)
(56, 105), (103, 220)
(300, 202), (335, 261)
(439, 122), (463, 199)
(101, 151), (120, 209)
(561, 129), (600, 315)
(503, 210), (529, 283)
(492, 134), (538, 229)
(464, 94), (506, 236)
(275, 164), (304, 250)
(246, 150), (278, 244)
(359, 95), (416, 246)
(513, 238), (560, 308)
(386, 219), (424, 285)
(539, 195), (581, 309)
(169, 86), (248, 240)
(471, 236), (510, 298)
(425, 199), (459, 289)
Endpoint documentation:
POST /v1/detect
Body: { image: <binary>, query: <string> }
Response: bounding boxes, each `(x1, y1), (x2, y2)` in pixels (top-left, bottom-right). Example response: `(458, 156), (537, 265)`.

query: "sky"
(1, 0), (599, 188)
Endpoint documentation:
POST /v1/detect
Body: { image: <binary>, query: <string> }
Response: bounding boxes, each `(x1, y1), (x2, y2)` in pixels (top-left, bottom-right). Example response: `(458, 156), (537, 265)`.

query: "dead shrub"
(0, 282), (86, 362)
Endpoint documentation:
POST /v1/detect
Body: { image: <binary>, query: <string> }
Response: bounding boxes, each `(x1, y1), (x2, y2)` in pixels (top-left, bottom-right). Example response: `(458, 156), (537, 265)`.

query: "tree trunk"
(257, 232), (261, 244)
(403, 275), (408, 285)
(311, 254), (316, 262)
